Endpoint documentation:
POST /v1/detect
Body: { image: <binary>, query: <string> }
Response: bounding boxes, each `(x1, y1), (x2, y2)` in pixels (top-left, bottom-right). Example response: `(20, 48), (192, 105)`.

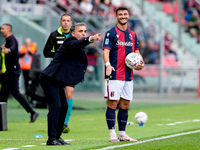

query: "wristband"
(105, 62), (110, 66)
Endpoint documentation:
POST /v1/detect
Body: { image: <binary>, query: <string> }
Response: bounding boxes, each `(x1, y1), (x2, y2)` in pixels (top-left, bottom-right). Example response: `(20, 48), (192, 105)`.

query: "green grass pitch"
(0, 98), (200, 150)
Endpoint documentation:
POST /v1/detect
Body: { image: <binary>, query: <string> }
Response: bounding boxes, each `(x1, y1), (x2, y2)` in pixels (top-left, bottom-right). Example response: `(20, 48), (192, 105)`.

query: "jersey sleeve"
(102, 31), (113, 51)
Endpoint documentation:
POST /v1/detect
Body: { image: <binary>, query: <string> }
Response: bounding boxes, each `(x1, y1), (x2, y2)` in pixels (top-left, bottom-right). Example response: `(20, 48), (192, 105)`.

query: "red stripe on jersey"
(115, 26), (126, 80)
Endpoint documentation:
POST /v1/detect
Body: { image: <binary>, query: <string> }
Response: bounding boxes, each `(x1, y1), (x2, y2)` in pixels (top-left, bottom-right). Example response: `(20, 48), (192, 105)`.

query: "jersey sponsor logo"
(116, 40), (133, 46)
(57, 41), (64, 44)
(105, 38), (109, 45)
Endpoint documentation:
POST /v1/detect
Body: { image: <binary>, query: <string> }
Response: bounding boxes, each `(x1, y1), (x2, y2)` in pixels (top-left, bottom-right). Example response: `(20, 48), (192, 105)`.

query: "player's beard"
(118, 19), (128, 25)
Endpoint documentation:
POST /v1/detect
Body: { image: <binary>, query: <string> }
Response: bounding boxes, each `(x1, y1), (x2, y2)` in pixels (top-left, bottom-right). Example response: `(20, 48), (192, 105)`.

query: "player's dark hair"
(70, 22), (86, 33)
(116, 6), (129, 15)
(3, 23), (12, 32)
(60, 13), (71, 20)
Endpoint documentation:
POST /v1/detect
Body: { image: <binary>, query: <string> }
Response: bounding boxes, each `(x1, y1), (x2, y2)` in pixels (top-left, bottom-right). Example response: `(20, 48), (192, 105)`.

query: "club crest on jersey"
(110, 91), (115, 97)
(129, 34), (132, 40)
(105, 38), (109, 45)
(107, 33), (110, 37)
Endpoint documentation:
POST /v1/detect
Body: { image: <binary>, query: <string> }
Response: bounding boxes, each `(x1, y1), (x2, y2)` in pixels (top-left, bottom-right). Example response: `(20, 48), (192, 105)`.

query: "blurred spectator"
(159, 0), (174, 2)
(86, 43), (100, 82)
(164, 32), (178, 61)
(19, 38), (37, 94)
(184, 0), (198, 12)
(91, 0), (106, 16)
(100, 0), (112, 15)
(80, 0), (93, 14)
(104, 5), (116, 27)
(18, 0), (28, 3)
(146, 21), (157, 39)
(185, 10), (200, 38)
(145, 39), (159, 64)
(196, 4), (200, 16)
(0, 48), (6, 90)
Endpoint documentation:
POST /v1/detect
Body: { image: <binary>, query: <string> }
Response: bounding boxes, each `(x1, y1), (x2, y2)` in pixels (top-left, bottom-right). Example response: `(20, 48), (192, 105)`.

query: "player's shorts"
(104, 80), (133, 101)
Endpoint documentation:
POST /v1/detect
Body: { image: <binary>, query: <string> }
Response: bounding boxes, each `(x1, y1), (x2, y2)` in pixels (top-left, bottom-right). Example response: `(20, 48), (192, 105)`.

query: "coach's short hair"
(116, 6), (129, 15)
(70, 22), (86, 33)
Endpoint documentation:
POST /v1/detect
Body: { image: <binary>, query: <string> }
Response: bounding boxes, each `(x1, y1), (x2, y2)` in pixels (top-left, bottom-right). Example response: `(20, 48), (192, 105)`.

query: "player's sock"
(64, 99), (73, 125)
(106, 106), (116, 130)
(117, 108), (128, 132)
(118, 131), (125, 136)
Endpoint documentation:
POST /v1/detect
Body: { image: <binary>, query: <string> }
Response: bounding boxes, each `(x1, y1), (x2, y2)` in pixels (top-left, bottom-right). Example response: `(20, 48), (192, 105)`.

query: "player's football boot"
(63, 124), (70, 133)
(109, 134), (120, 142)
(118, 134), (137, 142)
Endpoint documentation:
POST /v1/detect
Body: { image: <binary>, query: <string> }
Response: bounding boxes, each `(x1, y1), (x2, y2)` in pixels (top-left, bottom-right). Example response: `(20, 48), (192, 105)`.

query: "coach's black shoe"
(46, 139), (62, 146)
(30, 112), (39, 123)
(57, 137), (71, 145)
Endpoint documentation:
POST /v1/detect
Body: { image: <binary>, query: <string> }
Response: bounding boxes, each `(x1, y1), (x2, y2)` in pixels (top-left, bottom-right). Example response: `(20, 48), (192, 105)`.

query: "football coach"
(39, 22), (101, 146)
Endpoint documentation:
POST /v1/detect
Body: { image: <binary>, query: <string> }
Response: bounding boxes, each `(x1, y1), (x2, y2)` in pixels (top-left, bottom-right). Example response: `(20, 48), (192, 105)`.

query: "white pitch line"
(91, 130), (200, 150)
(21, 145), (36, 147)
(2, 148), (19, 150)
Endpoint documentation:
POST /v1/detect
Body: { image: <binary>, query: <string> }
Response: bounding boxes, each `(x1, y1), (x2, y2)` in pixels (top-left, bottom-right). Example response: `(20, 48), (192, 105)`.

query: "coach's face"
(72, 25), (87, 40)
(116, 10), (129, 25)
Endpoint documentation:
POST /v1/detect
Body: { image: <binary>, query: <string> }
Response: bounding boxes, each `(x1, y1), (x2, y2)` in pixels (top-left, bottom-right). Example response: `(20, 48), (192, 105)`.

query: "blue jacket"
(42, 36), (90, 85)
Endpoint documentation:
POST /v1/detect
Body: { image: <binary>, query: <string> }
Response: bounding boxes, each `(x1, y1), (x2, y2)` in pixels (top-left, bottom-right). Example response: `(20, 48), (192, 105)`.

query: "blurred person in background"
(0, 23), (39, 123)
(102, 6), (144, 142)
(19, 38), (37, 95)
(80, 0), (93, 14)
(185, 10), (200, 38)
(43, 13), (73, 134)
(85, 42), (100, 84)
(0, 46), (6, 89)
(164, 32), (178, 61)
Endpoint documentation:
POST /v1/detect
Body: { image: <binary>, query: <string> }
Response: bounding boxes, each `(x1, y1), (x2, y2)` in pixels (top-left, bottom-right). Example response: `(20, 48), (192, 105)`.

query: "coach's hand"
(90, 33), (101, 42)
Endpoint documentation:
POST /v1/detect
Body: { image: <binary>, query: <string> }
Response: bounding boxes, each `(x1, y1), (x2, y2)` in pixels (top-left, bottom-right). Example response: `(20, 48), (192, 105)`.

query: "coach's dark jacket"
(42, 36), (90, 85)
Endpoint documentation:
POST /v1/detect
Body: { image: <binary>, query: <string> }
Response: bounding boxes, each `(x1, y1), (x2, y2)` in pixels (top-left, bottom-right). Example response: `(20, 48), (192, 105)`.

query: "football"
(135, 112), (148, 125)
(125, 52), (142, 69)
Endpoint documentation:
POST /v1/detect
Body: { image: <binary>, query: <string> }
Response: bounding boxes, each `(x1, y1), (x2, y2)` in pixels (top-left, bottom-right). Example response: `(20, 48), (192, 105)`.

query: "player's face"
(116, 10), (129, 25)
(72, 25), (87, 40)
(60, 15), (72, 32)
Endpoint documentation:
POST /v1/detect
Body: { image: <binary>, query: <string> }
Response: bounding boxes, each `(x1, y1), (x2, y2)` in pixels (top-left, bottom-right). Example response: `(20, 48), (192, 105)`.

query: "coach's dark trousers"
(39, 73), (68, 138)
(0, 72), (35, 114)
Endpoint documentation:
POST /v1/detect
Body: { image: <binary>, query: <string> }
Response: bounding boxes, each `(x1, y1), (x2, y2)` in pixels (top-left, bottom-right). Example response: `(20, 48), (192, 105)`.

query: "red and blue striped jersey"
(102, 26), (139, 81)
